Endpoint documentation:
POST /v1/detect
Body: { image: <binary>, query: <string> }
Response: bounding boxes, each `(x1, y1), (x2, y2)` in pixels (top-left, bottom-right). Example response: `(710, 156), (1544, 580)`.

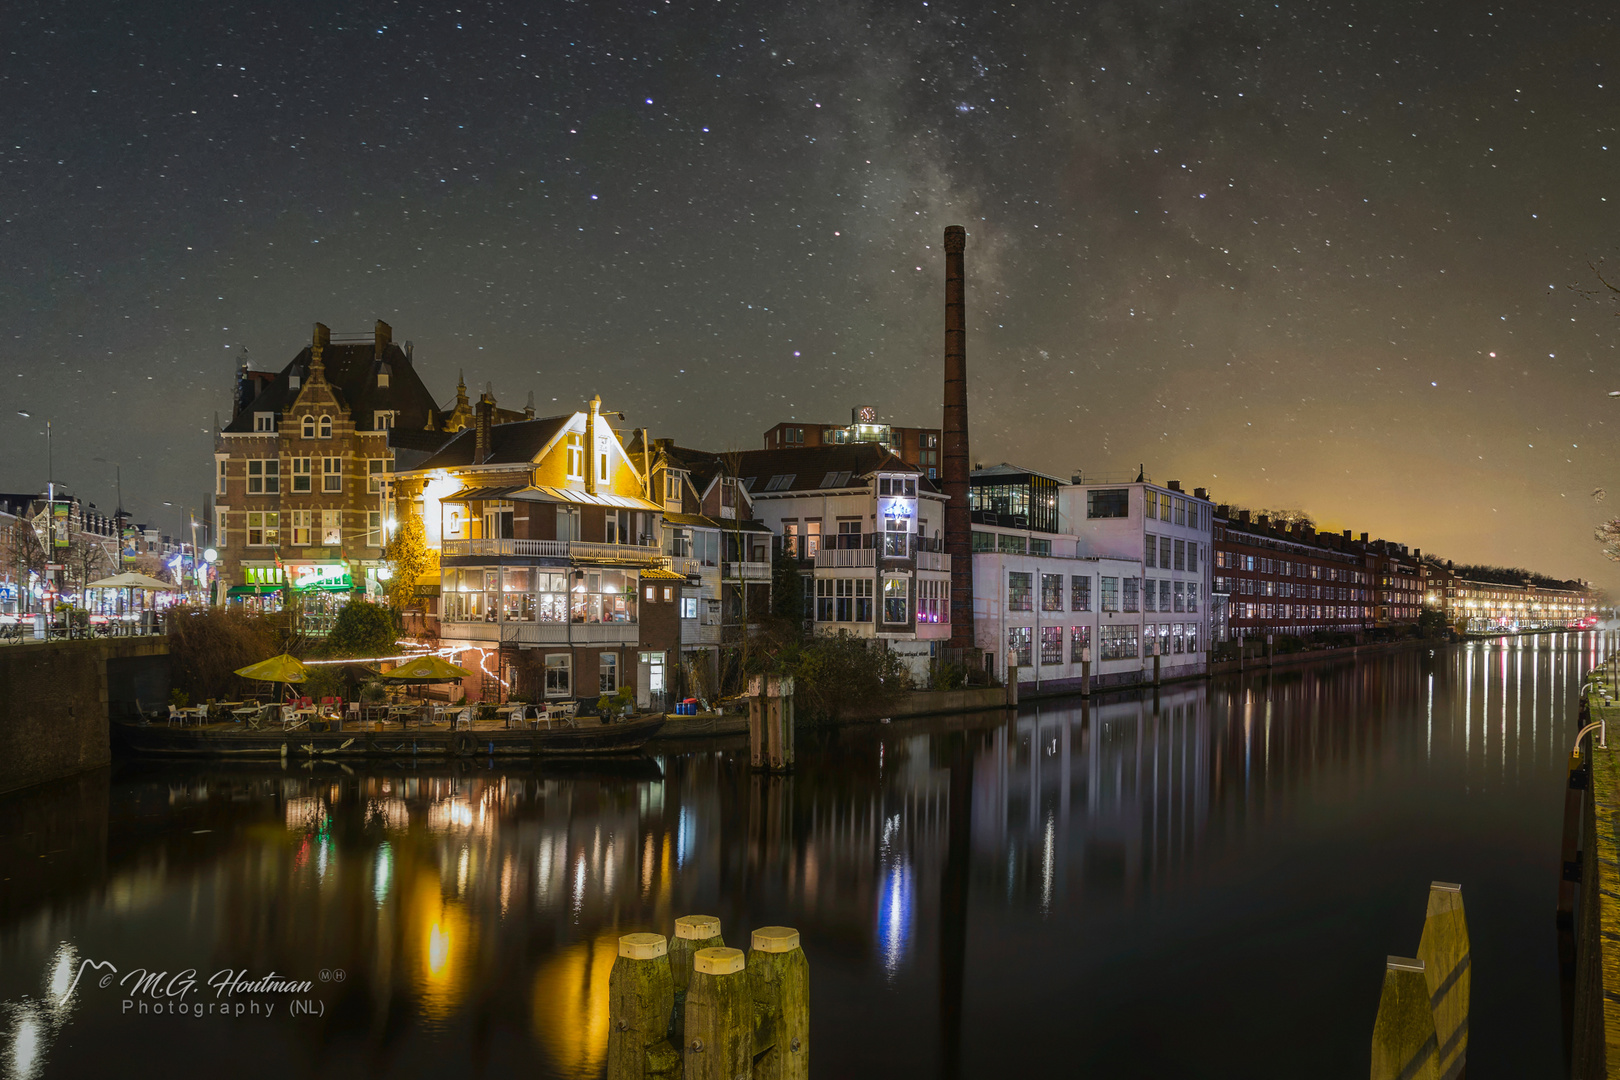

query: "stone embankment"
(0, 636), (169, 795)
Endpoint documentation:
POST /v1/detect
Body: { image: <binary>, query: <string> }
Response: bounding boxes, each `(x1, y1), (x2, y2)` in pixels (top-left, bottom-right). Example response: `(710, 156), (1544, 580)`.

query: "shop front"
(227, 560), (360, 633)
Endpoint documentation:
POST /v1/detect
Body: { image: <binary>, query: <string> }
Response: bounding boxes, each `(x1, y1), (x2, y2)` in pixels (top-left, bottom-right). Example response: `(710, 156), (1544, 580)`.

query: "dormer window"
(289, 373), (301, 390)
(319, 415), (332, 439)
(254, 412), (275, 432)
(376, 365), (391, 389)
(301, 415), (315, 439)
(374, 411), (396, 430)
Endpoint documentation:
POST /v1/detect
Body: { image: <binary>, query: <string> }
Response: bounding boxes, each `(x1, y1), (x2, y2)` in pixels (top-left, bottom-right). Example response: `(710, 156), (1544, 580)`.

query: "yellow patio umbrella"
(379, 654), (474, 684)
(234, 652), (310, 684)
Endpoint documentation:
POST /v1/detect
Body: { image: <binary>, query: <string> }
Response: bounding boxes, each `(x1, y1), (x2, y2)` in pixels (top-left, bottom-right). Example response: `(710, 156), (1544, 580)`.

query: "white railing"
(444, 620), (640, 645)
(814, 548), (876, 568)
(442, 538), (663, 563)
(725, 561), (772, 580)
(916, 551), (950, 572)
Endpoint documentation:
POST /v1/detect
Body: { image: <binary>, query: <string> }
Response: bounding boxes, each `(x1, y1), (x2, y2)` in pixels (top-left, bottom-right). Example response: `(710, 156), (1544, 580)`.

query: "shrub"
(166, 604), (284, 703)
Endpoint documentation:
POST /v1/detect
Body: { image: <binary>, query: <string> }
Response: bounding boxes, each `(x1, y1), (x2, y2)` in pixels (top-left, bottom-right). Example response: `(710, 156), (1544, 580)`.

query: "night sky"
(3, 1), (1618, 584)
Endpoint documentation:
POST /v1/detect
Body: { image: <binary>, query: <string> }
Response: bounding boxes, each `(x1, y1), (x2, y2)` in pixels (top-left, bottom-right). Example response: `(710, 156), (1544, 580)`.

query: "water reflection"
(0, 632), (1607, 1078)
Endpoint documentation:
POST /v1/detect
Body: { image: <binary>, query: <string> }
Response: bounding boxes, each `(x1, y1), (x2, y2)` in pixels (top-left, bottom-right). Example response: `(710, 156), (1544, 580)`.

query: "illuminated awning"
(513, 486), (662, 511)
(443, 485), (524, 502)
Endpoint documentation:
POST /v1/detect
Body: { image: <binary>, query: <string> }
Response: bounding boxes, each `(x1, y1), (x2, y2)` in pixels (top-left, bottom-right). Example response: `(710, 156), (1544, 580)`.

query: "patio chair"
(555, 700), (579, 727)
(507, 705), (525, 729)
(167, 704), (183, 726)
(281, 705), (307, 731)
(452, 706), (475, 730)
(244, 705), (269, 731)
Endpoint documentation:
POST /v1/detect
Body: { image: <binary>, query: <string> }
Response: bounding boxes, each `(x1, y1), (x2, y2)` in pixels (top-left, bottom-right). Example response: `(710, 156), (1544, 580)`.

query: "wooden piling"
(1370, 956), (1440, 1080)
(607, 933), (679, 1080)
(683, 947), (751, 1080)
(748, 675), (794, 772)
(1416, 883), (1469, 1080)
(749, 926), (809, 1080)
(669, 915), (724, 1049)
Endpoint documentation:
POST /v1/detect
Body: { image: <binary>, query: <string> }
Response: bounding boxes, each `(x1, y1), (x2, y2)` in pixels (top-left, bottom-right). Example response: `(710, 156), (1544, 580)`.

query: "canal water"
(0, 635), (1604, 1078)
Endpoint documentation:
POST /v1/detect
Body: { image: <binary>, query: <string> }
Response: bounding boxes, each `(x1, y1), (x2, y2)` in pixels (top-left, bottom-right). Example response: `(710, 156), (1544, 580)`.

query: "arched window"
(319, 415), (332, 439)
(301, 415), (315, 439)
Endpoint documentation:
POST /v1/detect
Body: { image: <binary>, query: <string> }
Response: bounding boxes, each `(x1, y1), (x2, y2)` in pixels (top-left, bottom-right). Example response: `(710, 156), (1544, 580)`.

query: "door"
(638, 651), (665, 710)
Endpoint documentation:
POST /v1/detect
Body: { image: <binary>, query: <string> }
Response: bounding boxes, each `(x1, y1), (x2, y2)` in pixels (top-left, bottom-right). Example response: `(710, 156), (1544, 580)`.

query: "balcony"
(915, 551), (950, 572)
(441, 620), (641, 645)
(442, 538), (664, 566)
(684, 622), (723, 645)
(724, 560), (772, 581)
(814, 548), (876, 569)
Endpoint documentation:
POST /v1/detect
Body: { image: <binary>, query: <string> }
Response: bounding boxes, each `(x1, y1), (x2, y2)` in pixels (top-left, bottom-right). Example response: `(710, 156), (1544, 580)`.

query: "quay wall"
(0, 638), (169, 796)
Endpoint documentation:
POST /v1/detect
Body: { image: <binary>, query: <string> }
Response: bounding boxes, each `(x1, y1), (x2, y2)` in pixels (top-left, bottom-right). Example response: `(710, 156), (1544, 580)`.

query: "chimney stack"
(585, 395), (602, 494)
(1193, 487), (1207, 500)
(374, 319), (392, 360)
(309, 322), (330, 382)
(1168, 480), (1182, 493)
(942, 225), (974, 649)
(474, 387), (496, 465)
(1360, 532), (1369, 543)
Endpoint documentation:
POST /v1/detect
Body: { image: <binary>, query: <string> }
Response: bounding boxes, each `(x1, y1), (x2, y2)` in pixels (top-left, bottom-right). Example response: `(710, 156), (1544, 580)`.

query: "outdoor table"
(495, 705), (519, 728)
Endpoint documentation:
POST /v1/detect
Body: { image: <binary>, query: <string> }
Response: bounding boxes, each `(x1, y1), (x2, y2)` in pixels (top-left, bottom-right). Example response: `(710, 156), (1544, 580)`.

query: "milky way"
(2, 0), (1617, 581)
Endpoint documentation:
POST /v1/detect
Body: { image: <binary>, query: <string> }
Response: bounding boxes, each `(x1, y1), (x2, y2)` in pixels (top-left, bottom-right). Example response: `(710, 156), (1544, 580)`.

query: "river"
(0, 634), (1604, 1078)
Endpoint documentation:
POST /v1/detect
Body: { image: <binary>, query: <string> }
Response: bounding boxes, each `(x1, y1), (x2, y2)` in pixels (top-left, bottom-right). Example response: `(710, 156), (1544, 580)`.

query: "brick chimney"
(309, 322), (330, 383)
(374, 319), (392, 360)
(1360, 532), (1369, 543)
(1238, 510), (1251, 524)
(1258, 514), (1270, 528)
(1168, 480), (1182, 493)
(1342, 529), (1352, 542)
(1193, 487), (1207, 500)
(942, 225), (974, 649)
(474, 386), (496, 464)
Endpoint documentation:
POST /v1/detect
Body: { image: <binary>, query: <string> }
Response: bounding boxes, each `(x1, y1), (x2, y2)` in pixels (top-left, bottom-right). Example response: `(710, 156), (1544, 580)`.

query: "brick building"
(214, 321), (444, 630)
(1211, 510), (1376, 641)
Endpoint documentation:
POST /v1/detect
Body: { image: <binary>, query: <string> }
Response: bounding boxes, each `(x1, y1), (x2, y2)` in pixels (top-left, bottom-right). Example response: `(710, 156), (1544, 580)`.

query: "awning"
(443, 485), (524, 502)
(640, 567), (687, 581)
(513, 486), (662, 511)
(227, 584), (283, 597)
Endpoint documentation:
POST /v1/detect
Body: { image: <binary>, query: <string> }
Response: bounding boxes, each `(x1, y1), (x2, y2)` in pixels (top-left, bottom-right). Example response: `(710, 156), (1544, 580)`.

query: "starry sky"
(3, 0), (1618, 583)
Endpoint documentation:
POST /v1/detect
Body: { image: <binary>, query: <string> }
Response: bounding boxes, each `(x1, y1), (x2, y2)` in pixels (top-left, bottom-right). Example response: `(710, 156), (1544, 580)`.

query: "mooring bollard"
(607, 933), (679, 1080)
(1370, 956), (1440, 1080)
(669, 916), (724, 1049)
(1416, 882), (1469, 1080)
(684, 947), (752, 1080)
(748, 926), (810, 1080)
(747, 675), (795, 773)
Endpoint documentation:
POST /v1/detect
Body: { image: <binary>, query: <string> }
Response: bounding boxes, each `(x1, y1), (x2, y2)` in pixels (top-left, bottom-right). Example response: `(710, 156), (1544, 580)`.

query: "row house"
(1212, 509), (1442, 642)
(1211, 510), (1374, 641)
(625, 437), (775, 698)
(762, 405), (943, 480)
(215, 321), (443, 631)
(733, 444), (952, 684)
(1425, 563), (1597, 633)
(970, 469), (1212, 688)
(395, 395), (672, 706)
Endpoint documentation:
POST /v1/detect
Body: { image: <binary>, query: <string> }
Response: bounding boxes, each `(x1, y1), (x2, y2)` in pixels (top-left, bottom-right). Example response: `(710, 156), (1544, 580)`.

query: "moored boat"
(112, 714), (667, 759)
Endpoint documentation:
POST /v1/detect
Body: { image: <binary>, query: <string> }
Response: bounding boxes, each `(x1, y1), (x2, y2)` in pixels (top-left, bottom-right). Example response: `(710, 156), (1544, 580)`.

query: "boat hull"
(112, 715), (667, 759)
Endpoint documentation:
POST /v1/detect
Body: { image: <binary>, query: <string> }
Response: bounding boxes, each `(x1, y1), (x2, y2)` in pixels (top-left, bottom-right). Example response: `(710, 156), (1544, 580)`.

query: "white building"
(733, 444), (953, 684)
(970, 468), (1213, 691)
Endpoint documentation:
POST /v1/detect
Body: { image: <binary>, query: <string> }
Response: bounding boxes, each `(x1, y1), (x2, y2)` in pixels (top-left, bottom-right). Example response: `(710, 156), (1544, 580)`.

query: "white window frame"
(214, 506), (228, 548)
(319, 415), (332, 439)
(290, 509), (313, 546)
(322, 456), (342, 493)
(599, 652), (618, 693)
(544, 654), (571, 698)
(254, 412), (275, 432)
(321, 509), (342, 546)
(301, 415), (315, 439)
(374, 410), (396, 430)
(247, 458), (280, 495)
(291, 457), (312, 493)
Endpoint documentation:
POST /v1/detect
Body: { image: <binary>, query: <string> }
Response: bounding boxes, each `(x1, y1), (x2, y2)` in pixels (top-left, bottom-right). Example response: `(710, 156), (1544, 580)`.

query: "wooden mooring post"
(1371, 883), (1470, 1080)
(747, 675), (794, 773)
(607, 920), (809, 1080)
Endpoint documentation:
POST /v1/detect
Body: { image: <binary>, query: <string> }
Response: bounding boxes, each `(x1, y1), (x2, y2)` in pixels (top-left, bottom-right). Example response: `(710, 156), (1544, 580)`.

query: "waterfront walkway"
(1573, 663), (1620, 1077)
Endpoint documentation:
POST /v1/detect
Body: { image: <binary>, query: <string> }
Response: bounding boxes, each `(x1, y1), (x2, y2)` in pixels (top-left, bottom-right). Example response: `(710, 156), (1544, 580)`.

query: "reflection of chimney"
(475, 387), (496, 464)
(586, 395), (602, 495)
(942, 225), (974, 649)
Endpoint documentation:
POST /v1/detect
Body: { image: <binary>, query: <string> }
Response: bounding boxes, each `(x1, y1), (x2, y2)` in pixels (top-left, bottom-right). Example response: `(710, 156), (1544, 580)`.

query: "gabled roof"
(729, 445), (941, 495)
(221, 339), (444, 434)
(409, 415), (573, 472)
